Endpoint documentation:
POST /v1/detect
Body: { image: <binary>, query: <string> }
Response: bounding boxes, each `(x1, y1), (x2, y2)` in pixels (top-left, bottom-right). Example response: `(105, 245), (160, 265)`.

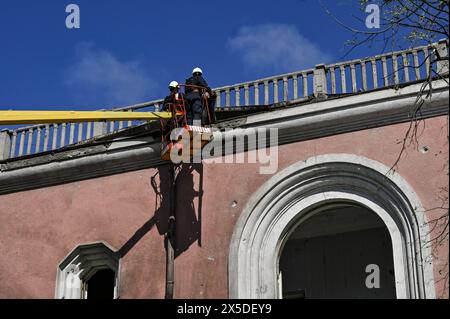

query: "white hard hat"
(192, 67), (203, 75)
(169, 81), (179, 88)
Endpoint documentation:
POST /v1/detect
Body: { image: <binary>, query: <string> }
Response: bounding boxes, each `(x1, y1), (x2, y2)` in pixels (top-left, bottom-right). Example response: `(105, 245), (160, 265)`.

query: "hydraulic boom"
(0, 110), (177, 125)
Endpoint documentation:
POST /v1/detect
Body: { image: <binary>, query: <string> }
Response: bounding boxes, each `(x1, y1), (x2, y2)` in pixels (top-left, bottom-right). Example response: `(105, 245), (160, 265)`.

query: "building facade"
(0, 42), (448, 299)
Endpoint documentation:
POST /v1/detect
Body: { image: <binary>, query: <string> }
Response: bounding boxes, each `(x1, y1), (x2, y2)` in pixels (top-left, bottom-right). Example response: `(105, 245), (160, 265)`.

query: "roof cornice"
(0, 80), (448, 195)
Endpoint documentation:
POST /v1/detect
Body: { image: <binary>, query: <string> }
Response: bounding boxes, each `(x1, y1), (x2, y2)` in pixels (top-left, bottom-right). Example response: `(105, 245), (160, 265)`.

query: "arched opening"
(55, 242), (120, 299)
(229, 155), (435, 299)
(86, 268), (116, 299)
(279, 203), (396, 299)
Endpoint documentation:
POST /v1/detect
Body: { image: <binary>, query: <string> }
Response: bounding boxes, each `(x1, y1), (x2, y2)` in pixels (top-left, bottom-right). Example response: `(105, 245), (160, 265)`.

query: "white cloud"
(65, 43), (156, 107)
(228, 24), (332, 73)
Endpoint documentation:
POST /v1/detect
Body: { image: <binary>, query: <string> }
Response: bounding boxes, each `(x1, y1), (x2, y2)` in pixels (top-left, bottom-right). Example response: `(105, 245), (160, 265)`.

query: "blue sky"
(0, 0), (393, 111)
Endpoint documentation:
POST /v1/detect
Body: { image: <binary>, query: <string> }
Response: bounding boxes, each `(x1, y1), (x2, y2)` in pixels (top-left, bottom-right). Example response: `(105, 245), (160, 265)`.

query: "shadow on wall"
(117, 163), (203, 259)
(174, 163), (203, 258)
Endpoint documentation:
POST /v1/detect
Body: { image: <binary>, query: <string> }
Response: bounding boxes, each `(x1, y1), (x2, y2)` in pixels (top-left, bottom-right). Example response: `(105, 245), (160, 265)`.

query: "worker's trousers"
(186, 93), (203, 125)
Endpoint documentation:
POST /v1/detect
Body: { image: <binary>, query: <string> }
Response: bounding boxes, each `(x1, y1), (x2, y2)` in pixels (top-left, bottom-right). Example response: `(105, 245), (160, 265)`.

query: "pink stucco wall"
(0, 115), (448, 298)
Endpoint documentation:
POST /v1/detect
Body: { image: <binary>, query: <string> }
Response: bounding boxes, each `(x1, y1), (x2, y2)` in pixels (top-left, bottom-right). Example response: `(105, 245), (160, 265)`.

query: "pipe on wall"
(165, 164), (176, 299)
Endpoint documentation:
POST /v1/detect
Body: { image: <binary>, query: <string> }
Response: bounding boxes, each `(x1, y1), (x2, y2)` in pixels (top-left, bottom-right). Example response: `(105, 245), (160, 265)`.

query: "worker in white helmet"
(161, 81), (188, 136)
(185, 67), (216, 125)
(162, 81), (186, 112)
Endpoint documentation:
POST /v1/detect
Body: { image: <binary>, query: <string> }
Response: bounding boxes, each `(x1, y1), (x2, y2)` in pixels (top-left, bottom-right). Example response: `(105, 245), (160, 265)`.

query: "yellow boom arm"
(0, 110), (177, 125)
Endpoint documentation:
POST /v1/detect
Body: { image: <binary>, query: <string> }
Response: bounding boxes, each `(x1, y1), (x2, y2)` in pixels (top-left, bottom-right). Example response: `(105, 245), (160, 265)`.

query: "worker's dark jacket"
(185, 75), (211, 95)
(162, 92), (186, 112)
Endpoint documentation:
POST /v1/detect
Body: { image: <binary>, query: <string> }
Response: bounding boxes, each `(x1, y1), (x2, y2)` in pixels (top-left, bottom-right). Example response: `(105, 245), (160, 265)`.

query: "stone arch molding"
(228, 154), (435, 299)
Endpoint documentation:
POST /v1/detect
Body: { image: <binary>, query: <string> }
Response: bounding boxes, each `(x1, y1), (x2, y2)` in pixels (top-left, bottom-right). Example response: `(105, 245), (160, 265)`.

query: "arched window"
(55, 242), (120, 299)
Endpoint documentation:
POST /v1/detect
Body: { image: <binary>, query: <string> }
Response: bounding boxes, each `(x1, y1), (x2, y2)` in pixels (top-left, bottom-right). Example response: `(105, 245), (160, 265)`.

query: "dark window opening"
(86, 268), (115, 299)
(280, 205), (396, 299)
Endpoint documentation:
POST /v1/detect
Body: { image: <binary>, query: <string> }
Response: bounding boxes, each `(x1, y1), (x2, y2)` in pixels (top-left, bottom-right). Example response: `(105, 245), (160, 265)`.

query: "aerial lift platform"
(158, 84), (214, 161)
